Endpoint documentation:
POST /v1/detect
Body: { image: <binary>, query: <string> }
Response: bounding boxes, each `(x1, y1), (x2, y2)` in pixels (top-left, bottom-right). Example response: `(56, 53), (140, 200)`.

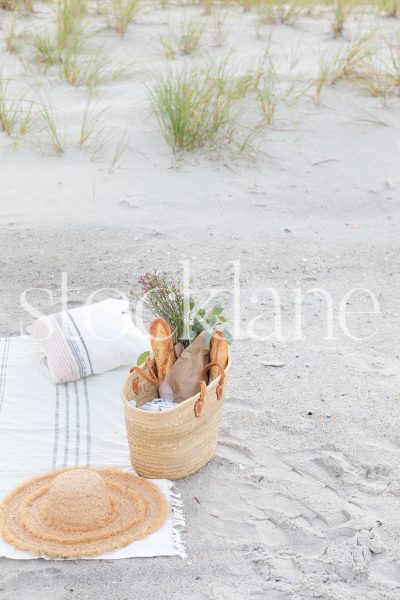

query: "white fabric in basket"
(0, 336), (186, 560)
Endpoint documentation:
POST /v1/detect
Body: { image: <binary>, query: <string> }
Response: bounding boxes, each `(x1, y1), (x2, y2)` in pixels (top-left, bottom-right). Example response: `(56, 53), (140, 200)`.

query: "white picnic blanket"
(0, 336), (186, 560)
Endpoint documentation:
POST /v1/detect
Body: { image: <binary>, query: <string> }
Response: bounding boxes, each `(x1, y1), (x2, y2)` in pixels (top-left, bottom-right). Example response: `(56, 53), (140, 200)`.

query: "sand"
(1, 2), (400, 599)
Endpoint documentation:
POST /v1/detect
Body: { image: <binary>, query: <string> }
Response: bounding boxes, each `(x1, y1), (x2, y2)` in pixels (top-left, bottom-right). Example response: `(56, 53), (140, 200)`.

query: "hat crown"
(46, 469), (111, 529)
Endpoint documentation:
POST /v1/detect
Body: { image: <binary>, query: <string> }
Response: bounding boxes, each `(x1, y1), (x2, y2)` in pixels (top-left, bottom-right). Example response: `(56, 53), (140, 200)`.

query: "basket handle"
(130, 358), (158, 394)
(194, 362), (226, 418)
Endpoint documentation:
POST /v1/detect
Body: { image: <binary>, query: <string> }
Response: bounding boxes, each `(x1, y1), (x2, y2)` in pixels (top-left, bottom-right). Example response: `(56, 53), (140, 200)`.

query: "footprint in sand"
(205, 514), (289, 546)
(224, 396), (262, 413)
(347, 353), (400, 377)
(217, 438), (256, 466)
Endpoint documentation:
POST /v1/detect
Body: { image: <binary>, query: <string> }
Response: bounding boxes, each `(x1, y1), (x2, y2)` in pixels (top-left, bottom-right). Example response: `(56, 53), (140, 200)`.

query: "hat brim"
(0, 467), (169, 559)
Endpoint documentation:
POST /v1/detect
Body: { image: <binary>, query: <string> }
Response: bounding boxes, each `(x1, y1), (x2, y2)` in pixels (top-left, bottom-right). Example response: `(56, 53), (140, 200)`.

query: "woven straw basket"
(122, 356), (230, 480)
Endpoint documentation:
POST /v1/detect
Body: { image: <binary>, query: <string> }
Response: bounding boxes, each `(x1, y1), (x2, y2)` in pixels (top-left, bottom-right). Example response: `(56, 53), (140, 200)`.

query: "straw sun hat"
(0, 467), (169, 559)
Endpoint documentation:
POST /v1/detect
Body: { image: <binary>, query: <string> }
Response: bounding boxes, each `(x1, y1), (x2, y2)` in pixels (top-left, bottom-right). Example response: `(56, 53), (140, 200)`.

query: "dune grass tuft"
(33, 0), (84, 73)
(39, 101), (66, 155)
(79, 100), (108, 148)
(149, 65), (248, 153)
(32, 0), (123, 89)
(5, 21), (24, 53)
(159, 16), (205, 58)
(315, 51), (335, 105)
(56, 0), (85, 52)
(211, 11), (230, 48)
(61, 52), (124, 89)
(33, 31), (59, 67)
(375, 0), (400, 17)
(109, 133), (128, 172)
(106, 0), (138, 36)
(149, 51), (307, 156)
(331, 0), (353, 37)
(0, 0), (32, 12)
(0, 75), (34, 137)
(358, 38), (400, 98)
(178, 16), (205, 55)
(256, 62), (301, 124)
(314, 35), (374, 103)
(253, 0), (306, 25)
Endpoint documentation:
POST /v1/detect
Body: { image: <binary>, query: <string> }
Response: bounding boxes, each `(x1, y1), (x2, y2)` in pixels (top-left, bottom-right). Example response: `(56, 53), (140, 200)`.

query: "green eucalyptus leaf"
(222, 330), (233, 345)
(192, 321), (204, 333)
(189, 296), (195, 311)
(197, 308), (206, 318)
(137, 350), (150, 366)
(212, 305), (223, 315)
(203, 331), (212, 349)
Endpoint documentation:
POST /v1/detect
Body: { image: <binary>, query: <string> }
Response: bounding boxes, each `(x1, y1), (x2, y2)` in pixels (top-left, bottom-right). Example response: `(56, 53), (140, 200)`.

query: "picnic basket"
(122, 356), (230, 479)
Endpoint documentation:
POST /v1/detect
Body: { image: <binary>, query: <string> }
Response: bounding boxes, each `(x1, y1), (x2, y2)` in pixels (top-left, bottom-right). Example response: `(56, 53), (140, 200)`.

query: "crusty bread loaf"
(210, 331), (228, 380)
(149, 318), (176, 385)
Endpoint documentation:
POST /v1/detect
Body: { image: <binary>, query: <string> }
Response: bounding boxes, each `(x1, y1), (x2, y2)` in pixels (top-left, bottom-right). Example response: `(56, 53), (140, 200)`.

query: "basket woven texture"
(122, 357), (230, 480)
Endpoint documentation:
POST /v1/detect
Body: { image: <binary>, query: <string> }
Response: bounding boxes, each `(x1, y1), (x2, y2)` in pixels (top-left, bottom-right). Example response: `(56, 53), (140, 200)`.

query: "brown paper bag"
(159, 331), (210, 404)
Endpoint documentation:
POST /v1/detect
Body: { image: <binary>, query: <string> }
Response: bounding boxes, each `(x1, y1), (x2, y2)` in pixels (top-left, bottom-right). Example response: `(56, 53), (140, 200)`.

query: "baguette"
(210, 331), (228, 380)
(149, 318), (176, 385)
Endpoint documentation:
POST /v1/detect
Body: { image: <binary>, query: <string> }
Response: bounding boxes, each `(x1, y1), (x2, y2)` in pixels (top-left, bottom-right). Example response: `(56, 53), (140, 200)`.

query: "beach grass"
(1, 0), (400, 163)
(211, 10), (230, 47)
(5, 20), (22, 54)
(65, 54), (126, 89)
(0, 75), (33, 137)
(159, 16), (205, 58)
(31, 0), (84, 74)
(79, 99), (107, 148)
(314, 34), (375, 103)
(331, 0), (350, 37)
(56, 0), (85, 53)
(178, 16), (205, 55)
(0, 0), (32, 11)
(149, 58), (286, 157)
(149, 67), (230, 151)
(256, 61), (295, 124)
(375, 0), (400, 17)
(33, 31), (59, 68)
(39, 101), (66, 155)
(255, 0), (306, 25)
(109, 133), (128, 172)
(149, 65), (247, 152)
(357, 38), (400, 97)
(105, 0), (139, 36)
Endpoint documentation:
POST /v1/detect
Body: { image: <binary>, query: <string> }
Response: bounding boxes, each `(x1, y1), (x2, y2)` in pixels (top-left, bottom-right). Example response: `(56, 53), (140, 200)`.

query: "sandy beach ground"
(1, 1), (400, 598)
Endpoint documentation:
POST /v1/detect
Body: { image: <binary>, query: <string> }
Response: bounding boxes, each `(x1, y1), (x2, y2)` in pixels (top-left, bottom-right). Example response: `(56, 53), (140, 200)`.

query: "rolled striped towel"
(27, 299), (149, 384)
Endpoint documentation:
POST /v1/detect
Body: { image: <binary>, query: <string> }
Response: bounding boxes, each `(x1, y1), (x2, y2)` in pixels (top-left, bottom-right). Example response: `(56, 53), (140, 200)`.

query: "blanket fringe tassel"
(168, 484), (187, 559)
